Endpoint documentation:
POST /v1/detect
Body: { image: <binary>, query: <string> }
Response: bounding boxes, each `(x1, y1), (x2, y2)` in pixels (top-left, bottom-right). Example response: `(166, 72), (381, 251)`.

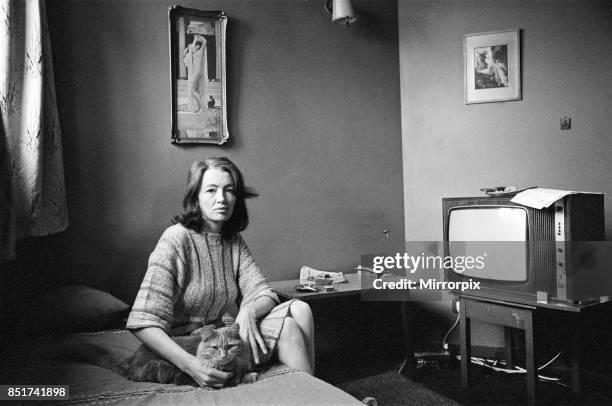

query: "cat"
(121, 322), (257, 387)
(67, 321), (257, 387)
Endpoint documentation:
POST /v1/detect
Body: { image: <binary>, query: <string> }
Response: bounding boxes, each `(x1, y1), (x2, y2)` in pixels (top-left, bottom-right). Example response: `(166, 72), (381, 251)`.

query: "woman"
(126, 157), (314, 388)
(183, 35), (208, 113)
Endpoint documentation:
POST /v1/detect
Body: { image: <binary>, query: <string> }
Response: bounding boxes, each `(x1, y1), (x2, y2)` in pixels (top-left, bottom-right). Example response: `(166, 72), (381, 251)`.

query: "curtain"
(0, 0), (68, 262)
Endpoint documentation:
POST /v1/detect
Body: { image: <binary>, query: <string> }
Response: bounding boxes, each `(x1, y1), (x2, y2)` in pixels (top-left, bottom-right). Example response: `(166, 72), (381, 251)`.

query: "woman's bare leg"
(289, 300), (315, 374)
(276, 317), (312, 374)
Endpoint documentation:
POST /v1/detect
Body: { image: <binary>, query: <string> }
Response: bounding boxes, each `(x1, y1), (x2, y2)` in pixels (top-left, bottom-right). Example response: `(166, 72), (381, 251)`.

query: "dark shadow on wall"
(45, 0), (144, 303)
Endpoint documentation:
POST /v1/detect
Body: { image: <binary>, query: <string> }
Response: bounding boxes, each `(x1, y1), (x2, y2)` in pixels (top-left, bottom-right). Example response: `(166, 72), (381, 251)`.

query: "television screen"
(448, 207), (527, 282)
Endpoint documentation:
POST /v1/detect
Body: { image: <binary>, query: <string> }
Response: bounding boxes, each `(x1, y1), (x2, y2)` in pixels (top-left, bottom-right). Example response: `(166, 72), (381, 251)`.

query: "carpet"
(337, 371), (461, 406)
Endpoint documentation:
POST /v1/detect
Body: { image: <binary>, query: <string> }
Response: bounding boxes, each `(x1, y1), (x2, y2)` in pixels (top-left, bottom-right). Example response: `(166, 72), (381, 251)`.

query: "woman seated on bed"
(126, 157), (314, 388)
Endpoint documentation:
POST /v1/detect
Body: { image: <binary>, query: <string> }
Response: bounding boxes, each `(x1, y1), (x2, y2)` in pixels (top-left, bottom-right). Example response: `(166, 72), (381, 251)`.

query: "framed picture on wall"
(169, 6), (228, 144)
(464, 29), (521, 104)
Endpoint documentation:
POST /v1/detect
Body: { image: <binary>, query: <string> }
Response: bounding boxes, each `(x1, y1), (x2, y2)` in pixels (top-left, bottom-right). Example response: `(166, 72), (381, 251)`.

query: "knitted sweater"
(126, 224), (279, 335)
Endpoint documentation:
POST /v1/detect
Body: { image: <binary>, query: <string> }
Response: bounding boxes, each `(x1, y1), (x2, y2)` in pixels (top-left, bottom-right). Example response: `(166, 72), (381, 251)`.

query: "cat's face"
(196, 323), (243, 370)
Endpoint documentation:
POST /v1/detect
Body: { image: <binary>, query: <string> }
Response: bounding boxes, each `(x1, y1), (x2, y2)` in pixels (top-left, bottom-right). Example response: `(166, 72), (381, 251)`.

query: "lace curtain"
(0, 0), (68, 262)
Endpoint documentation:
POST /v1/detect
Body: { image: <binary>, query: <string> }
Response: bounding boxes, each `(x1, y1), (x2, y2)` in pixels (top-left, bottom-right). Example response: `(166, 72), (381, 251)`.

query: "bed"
(0, 286), (363, 405)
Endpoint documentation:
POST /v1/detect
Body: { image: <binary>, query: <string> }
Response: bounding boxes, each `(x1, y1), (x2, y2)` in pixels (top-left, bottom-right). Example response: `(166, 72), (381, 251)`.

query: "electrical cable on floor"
(536, 351), (562, 370)
(396, 357), (408, 374)
(439, 309), (612, 402)
(508, 351), (562, 380)
(447, 306), (563, 381)
(461, 354), (612, 402)
(455, 352), (563, 381)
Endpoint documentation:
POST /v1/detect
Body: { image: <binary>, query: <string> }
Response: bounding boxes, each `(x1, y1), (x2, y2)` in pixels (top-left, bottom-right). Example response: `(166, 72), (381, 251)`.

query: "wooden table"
(269, 273), (416, 378)
(455, 292), (612, 406)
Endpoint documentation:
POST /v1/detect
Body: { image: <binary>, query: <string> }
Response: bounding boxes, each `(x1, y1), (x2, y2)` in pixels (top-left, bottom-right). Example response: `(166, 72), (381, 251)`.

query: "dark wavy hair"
(173, 157), (258, 238)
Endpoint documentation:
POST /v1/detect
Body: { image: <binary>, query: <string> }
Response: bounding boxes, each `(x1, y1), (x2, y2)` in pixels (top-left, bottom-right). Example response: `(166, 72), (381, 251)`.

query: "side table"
(269, 273), (416, 378)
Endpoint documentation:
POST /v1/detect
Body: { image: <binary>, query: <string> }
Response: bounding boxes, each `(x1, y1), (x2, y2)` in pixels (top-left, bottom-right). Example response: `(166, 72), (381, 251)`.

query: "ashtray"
(480, 186), (537, 197)
(295, 284), (317, 293)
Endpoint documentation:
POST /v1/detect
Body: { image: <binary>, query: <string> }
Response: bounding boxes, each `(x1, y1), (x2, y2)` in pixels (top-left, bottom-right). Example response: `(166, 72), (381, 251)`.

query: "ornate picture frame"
(464, 29), (521, 105)
(169, 6), (228, 144)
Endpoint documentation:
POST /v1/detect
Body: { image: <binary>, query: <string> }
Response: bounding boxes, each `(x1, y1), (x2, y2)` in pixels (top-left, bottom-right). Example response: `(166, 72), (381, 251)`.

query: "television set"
(442, 194), (606, 305)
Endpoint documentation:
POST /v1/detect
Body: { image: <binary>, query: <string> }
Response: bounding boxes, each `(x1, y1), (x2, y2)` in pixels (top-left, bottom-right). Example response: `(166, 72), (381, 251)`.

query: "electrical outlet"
(561, 116), (571, 130)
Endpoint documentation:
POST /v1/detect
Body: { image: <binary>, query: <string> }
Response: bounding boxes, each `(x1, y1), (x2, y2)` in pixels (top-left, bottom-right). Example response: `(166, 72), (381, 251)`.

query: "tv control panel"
(554, 200), (567, 301)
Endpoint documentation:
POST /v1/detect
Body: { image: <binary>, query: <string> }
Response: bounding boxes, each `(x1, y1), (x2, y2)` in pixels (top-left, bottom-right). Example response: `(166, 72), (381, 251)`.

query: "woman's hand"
(185, 356), (233, 389)
(133, 327), (232, 388)
(235, 306), (267, 364)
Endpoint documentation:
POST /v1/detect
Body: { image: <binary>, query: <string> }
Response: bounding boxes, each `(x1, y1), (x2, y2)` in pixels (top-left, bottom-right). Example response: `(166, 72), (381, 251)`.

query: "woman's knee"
(289, 300), (313, 321)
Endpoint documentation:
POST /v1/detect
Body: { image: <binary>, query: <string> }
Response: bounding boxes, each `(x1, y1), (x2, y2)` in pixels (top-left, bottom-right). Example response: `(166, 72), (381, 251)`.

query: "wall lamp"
(324, 0), (357, 26)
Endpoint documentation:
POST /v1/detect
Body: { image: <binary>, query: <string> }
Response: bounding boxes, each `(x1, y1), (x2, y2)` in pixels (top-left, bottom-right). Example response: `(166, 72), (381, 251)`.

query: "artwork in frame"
(169, 6), (228, 144)
(464, 29), (521, 104)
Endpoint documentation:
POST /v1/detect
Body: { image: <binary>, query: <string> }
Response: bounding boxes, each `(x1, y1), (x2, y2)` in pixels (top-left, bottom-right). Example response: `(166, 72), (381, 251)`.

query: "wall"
(398, 0), (612, 348)
(31, 0), (404, 304)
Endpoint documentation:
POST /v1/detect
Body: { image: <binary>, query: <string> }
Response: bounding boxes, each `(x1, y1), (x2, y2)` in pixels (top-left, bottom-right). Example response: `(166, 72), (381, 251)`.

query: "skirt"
(254, 299), (297, 366)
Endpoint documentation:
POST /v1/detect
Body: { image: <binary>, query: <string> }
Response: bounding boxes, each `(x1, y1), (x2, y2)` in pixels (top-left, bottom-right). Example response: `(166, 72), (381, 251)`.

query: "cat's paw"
(240, 372), (258, 384)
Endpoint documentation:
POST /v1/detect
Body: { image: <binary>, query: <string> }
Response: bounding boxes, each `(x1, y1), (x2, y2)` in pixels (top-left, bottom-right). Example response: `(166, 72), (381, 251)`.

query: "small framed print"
(464, 29), (521, 104)
(169, 6), (229, 144)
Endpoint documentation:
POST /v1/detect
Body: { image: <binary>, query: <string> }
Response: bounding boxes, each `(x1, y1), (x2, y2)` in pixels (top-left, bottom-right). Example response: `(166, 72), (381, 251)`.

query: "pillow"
(17, 285), (131, 335)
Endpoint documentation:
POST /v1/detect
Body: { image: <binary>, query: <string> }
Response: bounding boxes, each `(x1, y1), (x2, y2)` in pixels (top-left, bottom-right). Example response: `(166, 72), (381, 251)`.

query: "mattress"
(0, 330), (362, 405)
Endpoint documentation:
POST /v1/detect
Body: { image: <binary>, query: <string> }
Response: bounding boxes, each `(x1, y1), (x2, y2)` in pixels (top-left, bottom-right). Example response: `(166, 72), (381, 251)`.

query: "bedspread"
(0, 330), (362, 405)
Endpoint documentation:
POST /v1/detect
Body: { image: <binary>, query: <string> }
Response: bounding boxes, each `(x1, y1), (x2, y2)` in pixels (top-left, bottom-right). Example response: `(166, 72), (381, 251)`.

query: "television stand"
(454, 292), (612, 406)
